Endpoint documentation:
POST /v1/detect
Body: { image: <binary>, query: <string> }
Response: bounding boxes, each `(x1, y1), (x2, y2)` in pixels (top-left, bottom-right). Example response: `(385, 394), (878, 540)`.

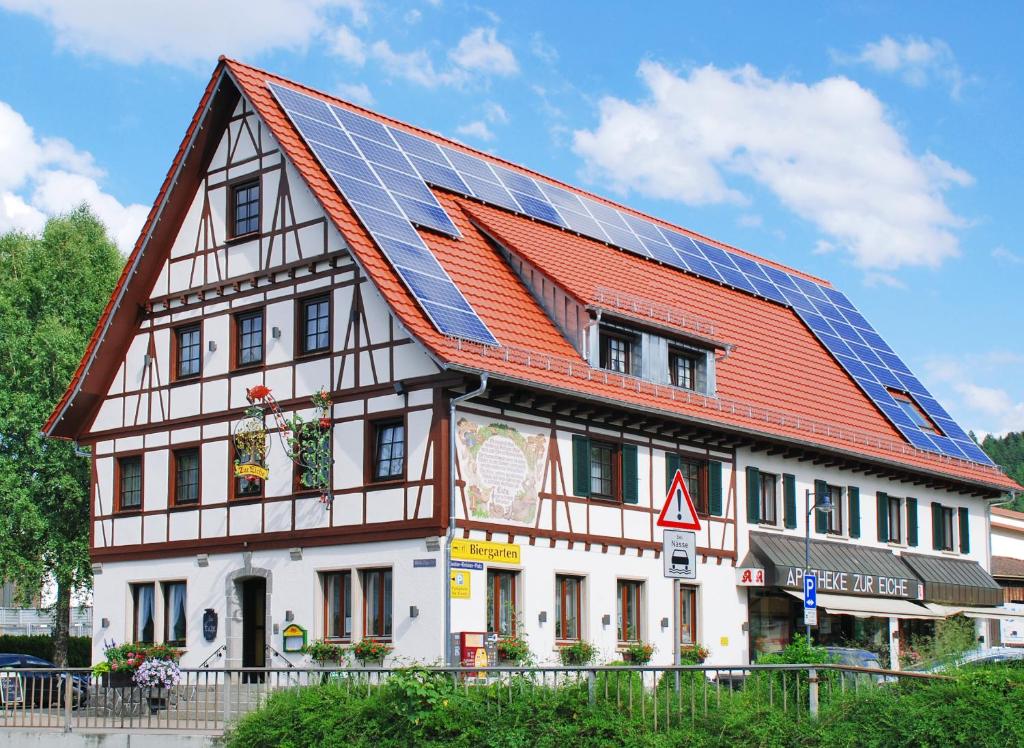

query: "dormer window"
(669, 348), (700, 390)
(888, 389), (940, 435)
(599, 328), (635, 375)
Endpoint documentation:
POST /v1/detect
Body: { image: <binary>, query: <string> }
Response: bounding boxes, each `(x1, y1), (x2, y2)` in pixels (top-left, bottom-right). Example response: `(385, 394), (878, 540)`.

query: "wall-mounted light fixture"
(538, 611), (547, 624)
(272, 326), (282, 339)
(289, 547), (303, 561)
(285, 610), (294, 622)
(425, 537), (440, 552)
(660, 617), (669, 629)
(601, 614), (611, 627)
(208, 340), (217, 353)
(196, 554), (209, 567)
(393, 380), (407, 397)
(101, 618), (110, 628)
(91, 563), (103, 575)
(409, 606), (419, 618)
(142, 354), (153, 367)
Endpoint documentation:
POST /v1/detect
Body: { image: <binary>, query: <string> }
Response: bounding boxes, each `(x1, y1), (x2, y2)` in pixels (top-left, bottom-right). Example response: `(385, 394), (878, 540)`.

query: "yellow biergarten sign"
(451, 539), (521, 565)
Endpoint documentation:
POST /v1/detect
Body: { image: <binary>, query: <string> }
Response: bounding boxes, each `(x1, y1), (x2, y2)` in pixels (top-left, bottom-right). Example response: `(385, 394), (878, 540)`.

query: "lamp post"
(804, 488), (833, 644)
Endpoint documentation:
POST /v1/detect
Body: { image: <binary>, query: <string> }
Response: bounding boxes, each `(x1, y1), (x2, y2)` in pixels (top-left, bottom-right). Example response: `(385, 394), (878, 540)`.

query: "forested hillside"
(980, 431), (1024, 510)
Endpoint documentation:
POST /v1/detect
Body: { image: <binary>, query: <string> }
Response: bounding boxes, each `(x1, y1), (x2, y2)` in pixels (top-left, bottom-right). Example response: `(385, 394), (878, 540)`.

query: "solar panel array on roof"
(268, 81), (991, 466)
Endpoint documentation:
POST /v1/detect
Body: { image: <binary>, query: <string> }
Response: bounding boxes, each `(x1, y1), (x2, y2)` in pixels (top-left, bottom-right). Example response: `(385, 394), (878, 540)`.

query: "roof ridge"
(222, 57), (831, 287)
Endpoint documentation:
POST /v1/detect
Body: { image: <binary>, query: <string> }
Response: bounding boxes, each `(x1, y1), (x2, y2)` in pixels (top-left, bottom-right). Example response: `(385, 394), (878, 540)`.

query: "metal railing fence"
(0, 663), (948, 734)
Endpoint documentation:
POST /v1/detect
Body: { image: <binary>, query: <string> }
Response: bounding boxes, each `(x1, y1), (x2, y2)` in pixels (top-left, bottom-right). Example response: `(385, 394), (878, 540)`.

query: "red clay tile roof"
(992, 556), (1024, 579)
(45, 58), (1020, 495)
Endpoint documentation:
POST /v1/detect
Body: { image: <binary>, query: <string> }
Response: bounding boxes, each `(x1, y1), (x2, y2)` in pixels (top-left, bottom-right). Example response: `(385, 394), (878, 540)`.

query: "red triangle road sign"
(657, 469), (702, 530)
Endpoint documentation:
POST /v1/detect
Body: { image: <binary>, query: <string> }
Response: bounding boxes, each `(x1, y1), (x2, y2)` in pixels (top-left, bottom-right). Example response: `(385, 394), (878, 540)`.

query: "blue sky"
(1, 1), (1021, 439)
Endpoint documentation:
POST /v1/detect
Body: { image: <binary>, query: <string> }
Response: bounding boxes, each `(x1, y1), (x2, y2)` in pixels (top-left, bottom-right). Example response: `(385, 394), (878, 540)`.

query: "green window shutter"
(931, 502), (943, 550)
(708, 461), (723, 516)
(745, 466), (761, 524)
(814, 479), (829, 533)
(958, 507), (970, 554)
(622, 444), (639, 504)
(906, 498), (918, 547)
(876, 492), (889, 542)
(665, 452), (681, 493)
(848, 486), (860, 539)
(783, 474), (797, 529)
(571, 435), (591, 498)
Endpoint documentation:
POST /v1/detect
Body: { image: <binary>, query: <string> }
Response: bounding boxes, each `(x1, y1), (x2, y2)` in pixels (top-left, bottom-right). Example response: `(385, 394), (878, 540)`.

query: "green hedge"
(0, 635), (92, 667)
(226, 664), (1024, 748)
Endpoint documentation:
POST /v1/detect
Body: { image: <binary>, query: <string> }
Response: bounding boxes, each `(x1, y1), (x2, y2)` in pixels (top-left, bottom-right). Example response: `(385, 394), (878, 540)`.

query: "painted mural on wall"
(456, 417), (548, 526)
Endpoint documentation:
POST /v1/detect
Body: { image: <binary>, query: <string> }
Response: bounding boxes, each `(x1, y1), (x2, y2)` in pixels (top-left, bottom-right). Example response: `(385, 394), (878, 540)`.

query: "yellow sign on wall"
(451, 539), (521, 565)
(450, 571), (471, 599)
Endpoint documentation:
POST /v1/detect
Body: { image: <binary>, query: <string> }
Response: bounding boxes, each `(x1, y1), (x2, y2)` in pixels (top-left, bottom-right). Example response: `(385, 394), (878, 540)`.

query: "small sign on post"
(663, 529), (697, 580)
(804, 573), (818, 626)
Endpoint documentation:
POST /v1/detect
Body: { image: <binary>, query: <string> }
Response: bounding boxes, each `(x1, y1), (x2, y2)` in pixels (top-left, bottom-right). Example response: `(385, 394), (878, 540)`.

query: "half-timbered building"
(46, 59), (1019, 669)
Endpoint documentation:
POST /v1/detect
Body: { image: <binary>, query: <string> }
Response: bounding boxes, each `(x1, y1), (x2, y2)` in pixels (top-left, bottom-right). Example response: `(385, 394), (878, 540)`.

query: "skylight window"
(888, 389), (940, 435)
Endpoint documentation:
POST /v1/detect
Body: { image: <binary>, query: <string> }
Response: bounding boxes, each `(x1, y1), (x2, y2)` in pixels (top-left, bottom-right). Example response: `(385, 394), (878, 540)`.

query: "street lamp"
(804, 488), (833, 644)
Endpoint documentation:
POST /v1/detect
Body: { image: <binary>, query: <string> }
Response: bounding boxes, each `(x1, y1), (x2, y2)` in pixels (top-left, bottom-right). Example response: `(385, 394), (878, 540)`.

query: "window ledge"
(226, 231), (260, 245)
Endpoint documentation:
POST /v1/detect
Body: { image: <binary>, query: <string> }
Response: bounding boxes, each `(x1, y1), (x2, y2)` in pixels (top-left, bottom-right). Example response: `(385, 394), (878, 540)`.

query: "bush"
(0, 635), (91, 667)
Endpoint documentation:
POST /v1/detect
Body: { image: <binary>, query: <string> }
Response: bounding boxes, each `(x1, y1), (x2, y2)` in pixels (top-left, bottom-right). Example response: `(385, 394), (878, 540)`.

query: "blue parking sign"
(804, 574), (817, 609)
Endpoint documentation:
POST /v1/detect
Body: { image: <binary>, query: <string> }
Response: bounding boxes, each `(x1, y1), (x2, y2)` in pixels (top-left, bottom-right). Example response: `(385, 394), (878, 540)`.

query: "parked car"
(0, 654), (90, 708)
(912, 646), (1024, 673)
(823, 647), (893, 684)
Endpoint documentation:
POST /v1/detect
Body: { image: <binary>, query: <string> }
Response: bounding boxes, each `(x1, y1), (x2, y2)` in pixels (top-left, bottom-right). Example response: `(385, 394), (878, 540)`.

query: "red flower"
(247, 385), (271, 402)
(319, 417), (331, 429)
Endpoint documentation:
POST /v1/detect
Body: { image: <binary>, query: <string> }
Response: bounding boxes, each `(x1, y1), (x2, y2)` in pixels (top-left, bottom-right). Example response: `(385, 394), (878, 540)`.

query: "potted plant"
(679, 644), (710, 665)
(622, 641), (655, 665)
(102, 642), (183, 687)
(351, 638), (392, 667)
(496, 634), (530, 665)
(303, 640), (348, 666)
(133, 659), (182, 713)
(558, 640), (597, 666)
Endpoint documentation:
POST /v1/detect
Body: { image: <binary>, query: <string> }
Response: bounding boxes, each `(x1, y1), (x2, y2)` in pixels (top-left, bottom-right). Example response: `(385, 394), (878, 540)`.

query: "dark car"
(0, 654), (90, 708)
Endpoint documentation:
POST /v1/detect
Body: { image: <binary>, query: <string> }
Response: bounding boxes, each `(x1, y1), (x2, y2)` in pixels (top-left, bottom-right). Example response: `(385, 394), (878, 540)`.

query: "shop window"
(599, 329), (634, 375)
(231, 180), (260, 238)
(759, 473), (778, 525)
(617, 580), (643, 643)
(163, 581), (187, 646)
(887, 496), (903, 543)
(371, 420), (405, 481)
(172, 448), (200, 505)
(749, 590), (798, 659)
(234, 309), (264, 368)
(589, 441), (618, 500)
(132, 583), (155, 644)
(555, 575), (583, 641)
(298, 295), (330, 355)
(486, 570), (519, 637)
(117, 455), (143, 512)
(680, 585), (698, 646)
(826, 484), (844, 535)
(323, 571), (352, 641)
(362, 568), (392, 640)
(175, 324), (201, 380)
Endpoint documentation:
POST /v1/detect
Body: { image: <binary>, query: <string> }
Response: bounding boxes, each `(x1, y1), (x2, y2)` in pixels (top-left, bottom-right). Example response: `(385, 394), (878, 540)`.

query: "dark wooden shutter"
(665, 452), (681, 492)
(906, 497), (918, 547)
(876, 492), (889, 542)
(621, 444), (639, 504)
(746, 467), (761, 524)
(848, 486), (860, 539)
(814, 479), (829, 533)
(571, 435), (591, 498)
(958, 507), (970, 554)
(708, 461), (723, 516)
(783, 474), (797, 529)
(931, 502), (943, 550)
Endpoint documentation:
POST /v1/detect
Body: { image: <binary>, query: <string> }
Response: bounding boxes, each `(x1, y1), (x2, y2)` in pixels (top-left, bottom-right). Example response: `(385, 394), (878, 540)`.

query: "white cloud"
(335, 82), (374, 106)
(863, 272), (906, 290)
(0, 100), (146, 251)
(455, 120), (494, 142)
(448, 27), (518, 76)
(329, 24), (365, 65)
(529, 32), (558, 64)
(370, 40), (466, 88)
(835, 36), (966, 98)
(0, 0), (367, 66)
(993, 246), (1024, 265)
(922, 354), (1024, 437)
(404, 9), (422, 24)
(484, 101), (508, 124)
(573, 62), (970, 272)
(737, 213), (763, 228)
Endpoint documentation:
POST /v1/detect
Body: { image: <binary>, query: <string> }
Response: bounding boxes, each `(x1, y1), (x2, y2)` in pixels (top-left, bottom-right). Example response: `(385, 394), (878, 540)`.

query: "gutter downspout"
(443, 373), (488, 665)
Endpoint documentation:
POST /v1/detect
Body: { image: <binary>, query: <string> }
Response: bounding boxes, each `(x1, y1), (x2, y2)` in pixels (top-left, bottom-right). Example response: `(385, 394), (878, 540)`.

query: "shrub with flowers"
(134, 659), (182, 689)
(622, 641), (655, 665)
(303, 639), (348, 665)
(351, 638), (393, 663)
(104, 642), (181, 672)
(679, 644), (710, 664)
(496, 634), (530, 664)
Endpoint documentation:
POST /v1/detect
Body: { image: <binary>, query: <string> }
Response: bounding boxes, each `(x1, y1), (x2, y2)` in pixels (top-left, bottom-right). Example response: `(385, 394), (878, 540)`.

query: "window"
(232, 445), (264, 500)
(487, 570), (519, 636)
(599, 330), (632, 374)
(617, 580), (643, 643)
(362, 569), (392, 639)
(172, 448), (200, 505)
(118, 456), (142, 511)
(888, 389), (940, 435)
(132, 583), (155, 644)
(555, 575), (583, 641)
(372, 420), (405, 481)
(235, 309), (264, 368)
(680, 585), (698, 645)
(675, 458), (707, 515)
(231, 180), (260, 238)
(941, 507), (955, 551)
(826, 484), (843, 535)
(589, 441), (617, 500)
(669, 349), (700, 391)
(163, 582), (187, 646)
(323, 572), (352, 641)
(299, 296), (330, 355)
(759, 473), (778, 525)
(175, 325), (201, 379)
(887, 496), (903, 543)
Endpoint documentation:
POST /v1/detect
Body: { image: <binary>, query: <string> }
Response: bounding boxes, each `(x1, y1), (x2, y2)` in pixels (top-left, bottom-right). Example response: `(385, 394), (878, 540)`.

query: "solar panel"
(268, 81), (990, 465)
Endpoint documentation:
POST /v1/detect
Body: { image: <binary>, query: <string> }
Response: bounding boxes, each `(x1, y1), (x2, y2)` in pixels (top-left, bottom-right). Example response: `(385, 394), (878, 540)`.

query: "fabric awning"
(785, 590), (941, 619)
(923, 603), (1020, 620)
(901, 553), (1003, 606)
